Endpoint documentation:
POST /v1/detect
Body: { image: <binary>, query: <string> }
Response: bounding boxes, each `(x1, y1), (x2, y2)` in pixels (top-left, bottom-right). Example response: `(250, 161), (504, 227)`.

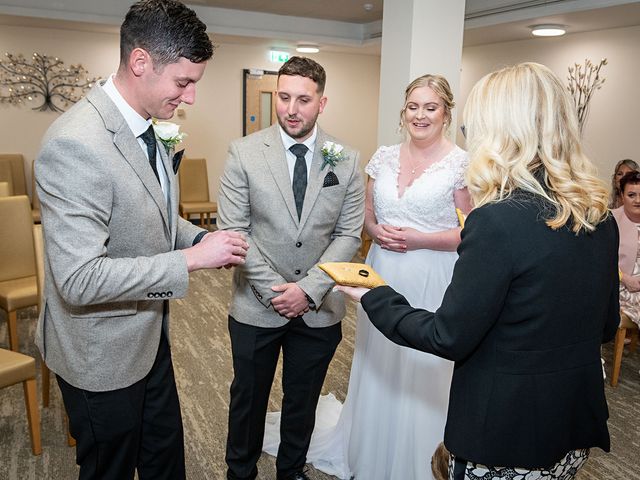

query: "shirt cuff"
(192, 231), (207, 246)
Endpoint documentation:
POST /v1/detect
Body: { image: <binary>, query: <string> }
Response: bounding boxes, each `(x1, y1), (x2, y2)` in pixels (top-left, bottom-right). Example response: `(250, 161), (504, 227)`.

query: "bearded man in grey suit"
(218, 56), (365, 480)
(35, 1), (248, 479)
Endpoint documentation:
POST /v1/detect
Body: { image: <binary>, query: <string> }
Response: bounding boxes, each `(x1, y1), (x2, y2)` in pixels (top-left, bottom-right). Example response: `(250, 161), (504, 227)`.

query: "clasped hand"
(271, 283), (310, 318)
(371, 224), (422, 253)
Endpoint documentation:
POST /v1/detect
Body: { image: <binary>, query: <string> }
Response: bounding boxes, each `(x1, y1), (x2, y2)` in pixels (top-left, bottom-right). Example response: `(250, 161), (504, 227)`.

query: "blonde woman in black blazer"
(337, 63), (619, 480)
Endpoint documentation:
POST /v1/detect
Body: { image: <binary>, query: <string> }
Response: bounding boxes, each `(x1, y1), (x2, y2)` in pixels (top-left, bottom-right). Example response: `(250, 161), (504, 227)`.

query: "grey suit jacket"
(35, 83), (204, 391)
(217, 125), (365, 328)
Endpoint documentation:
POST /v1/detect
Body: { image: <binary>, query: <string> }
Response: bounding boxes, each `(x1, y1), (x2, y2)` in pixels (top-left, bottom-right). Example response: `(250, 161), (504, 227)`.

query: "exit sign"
(270, 50), (290, 63)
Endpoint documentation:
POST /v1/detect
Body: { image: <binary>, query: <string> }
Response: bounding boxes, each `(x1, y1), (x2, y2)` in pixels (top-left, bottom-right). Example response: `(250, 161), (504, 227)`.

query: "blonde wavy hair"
(463, 62), (609, 233)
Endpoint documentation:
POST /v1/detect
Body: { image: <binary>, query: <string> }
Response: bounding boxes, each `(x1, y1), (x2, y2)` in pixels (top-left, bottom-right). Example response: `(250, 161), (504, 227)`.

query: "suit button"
(296, 242), (302, 247)
(295, 269), (301, 275)
(147, 293), (153, 298)
(154, 293), (160, 298)
(167, 291), (173, 297)
(160, 292), (166, 298)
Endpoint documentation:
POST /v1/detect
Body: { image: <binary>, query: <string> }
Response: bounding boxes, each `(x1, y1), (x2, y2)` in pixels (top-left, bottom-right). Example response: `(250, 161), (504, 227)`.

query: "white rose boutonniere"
(321, 141), (346, 170)
(152, 120), (187, 152)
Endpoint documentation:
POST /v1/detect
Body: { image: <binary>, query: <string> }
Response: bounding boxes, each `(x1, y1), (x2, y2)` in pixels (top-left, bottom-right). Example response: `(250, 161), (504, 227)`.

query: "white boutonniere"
(321, 141), (346, 170)
(152, 120), (187, 152)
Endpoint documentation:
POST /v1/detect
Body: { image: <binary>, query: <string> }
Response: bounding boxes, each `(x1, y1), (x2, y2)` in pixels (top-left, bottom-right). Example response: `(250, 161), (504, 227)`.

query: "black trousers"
(226, 315), (342, 480)
(56, 332), (185, 480)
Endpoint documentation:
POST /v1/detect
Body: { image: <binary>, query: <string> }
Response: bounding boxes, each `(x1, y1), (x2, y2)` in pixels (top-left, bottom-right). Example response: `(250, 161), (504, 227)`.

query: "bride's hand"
(371, 224), (407, 252)
(334, 285), (371, 302)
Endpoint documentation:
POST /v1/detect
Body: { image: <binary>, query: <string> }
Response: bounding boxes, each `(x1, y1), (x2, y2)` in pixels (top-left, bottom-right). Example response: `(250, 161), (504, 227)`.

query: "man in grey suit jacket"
(35, 1), (248, 479)
(218, 57), (365, 480)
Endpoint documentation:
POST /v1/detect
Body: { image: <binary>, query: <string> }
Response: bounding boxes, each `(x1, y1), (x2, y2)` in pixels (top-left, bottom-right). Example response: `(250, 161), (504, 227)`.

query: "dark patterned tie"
(139, 126), (160, 184)
(290, 143), (309, 219)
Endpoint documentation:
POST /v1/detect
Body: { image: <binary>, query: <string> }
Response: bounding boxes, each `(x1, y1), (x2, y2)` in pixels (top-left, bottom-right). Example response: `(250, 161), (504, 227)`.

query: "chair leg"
(42, 360), (50, 407)
(629, 328), (639, 353)
(65, 412), (76, 447)
(8, 310), (18, 351)
(23, 378), (42, 455)
(611, 326), (626, 387)
(199, 212), (204, 228)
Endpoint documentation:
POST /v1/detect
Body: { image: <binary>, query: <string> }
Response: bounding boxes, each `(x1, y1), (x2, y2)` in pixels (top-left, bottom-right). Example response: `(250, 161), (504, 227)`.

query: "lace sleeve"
(453, 149), (470, 190)
(364, 146), (388, 179)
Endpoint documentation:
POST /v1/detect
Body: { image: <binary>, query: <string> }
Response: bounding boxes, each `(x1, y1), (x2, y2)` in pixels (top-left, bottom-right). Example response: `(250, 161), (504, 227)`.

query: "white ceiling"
(186, 0), (384, 24)
(0, 0), (639, 53)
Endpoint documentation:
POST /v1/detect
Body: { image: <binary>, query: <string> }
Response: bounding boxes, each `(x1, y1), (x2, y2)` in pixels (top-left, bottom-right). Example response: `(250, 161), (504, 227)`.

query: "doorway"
(243, 69), (278, 136)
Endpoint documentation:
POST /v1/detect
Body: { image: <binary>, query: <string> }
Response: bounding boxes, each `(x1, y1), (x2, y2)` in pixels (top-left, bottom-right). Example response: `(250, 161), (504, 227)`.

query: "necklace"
(405, 150), (430, 176)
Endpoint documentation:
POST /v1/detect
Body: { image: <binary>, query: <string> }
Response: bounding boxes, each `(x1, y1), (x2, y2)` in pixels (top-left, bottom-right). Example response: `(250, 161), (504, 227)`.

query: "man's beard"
(277, 113), (318, 139)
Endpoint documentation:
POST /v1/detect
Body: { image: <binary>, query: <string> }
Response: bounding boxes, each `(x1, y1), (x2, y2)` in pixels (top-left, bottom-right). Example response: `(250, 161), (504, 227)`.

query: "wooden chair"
(32, 224), (75, 447)
(178, 158), (217, 230)
(610, 311), (639, 387)
(0, 196), (38, 351)
(0, 162), (14, 196)
(0, 181), (11, 197)
(0, 347), (42, 455)
(31, 159), (40, 223)
(0, 154), (27, 196)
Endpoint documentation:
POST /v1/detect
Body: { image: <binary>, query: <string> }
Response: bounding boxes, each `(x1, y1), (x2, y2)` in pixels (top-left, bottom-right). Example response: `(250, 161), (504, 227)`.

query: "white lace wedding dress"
(263, 143), (469, 480)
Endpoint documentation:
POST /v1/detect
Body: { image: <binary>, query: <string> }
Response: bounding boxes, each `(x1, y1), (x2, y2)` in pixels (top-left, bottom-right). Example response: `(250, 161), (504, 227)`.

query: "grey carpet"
(1, 266), (638, 479)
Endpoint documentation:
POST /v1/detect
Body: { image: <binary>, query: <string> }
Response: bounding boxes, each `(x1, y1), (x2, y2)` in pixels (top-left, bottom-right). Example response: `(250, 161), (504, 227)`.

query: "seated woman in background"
(612, 171), (640, 329)
(337, 62), (619, 480)
(609, 159), (638, 208)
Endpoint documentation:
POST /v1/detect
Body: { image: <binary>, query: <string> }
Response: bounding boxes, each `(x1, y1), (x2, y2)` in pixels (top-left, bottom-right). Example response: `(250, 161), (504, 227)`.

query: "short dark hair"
(278, 56), (326, 94)
(120, 0), (213, 69)
(620, 171), (640, 194)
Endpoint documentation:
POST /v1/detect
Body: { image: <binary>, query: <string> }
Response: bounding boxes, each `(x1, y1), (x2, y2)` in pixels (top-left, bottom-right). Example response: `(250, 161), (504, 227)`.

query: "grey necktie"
(290, 143), (309, 220)
(139, 126), (160, 184)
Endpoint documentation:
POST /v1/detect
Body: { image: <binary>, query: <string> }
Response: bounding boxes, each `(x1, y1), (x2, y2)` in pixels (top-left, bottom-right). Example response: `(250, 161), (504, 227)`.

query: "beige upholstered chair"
(0, 181), (11, 197)
(0, 162), (14, 196)
(610, 312), (639, 386)
(33, 224), (75, 446)
(0, 154), (27, 196)
(0, 347), (42, 455)
(31, 159), (40, 223)
(178, 158), (217, 230)
(0, 196), (38, 351)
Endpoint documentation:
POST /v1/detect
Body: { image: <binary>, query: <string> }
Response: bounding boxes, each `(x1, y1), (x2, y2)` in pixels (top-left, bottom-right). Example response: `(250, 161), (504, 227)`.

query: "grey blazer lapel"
(298, 128), (327, 229)
(158, 144), (178, 245)
(263, 126), (299, 224)
(86, 85), (170, 234)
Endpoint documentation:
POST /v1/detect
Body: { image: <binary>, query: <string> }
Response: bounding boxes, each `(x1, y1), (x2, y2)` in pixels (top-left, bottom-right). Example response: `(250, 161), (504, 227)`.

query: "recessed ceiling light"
(296, 44), (320, 54)
(530, 24), (566, 37)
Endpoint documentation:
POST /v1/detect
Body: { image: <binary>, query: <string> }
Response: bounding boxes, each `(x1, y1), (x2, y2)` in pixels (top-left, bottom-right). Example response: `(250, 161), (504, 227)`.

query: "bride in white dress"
(263, 74), (472, 479)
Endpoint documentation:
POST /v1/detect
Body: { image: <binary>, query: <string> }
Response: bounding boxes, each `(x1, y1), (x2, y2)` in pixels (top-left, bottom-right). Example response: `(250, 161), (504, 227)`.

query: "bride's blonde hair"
(463, 62), (609, 233)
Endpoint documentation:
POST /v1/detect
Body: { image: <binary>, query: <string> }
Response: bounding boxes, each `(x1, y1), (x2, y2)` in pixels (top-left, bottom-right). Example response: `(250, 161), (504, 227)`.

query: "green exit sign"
(270, 50), (290, 63)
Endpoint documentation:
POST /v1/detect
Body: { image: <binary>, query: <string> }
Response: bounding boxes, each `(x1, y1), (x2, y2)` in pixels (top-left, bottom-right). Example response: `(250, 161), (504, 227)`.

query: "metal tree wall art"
(0, 52), (99, 113)
(567, 58), (607, 135)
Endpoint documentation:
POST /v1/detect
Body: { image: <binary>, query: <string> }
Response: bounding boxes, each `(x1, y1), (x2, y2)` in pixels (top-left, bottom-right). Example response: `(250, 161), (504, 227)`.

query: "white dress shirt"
(102, 75), (170, 207)
(278, 124), (317, 182)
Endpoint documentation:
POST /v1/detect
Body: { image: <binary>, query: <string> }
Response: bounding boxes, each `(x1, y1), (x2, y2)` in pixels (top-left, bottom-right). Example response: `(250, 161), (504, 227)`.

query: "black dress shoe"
(276, 469), (311, 480)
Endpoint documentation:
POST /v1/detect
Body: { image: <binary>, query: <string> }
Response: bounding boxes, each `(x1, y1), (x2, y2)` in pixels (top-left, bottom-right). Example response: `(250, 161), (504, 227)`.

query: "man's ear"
(318, 96), (328, 114)
(129, 47), (150, 78)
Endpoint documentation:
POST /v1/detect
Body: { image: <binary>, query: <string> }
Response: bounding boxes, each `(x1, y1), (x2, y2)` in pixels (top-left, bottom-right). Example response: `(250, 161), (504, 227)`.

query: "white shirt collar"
(102, 74), (151, 137)
(278, 124), (318, 154)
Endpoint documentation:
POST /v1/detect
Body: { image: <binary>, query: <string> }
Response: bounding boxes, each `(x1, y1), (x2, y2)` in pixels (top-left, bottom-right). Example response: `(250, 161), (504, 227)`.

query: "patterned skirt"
(448, 449), (589, 480)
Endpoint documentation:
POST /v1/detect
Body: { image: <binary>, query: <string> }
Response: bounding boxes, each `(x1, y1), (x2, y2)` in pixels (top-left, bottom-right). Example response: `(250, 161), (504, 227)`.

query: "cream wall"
(0, 24), (380, 201)
(459, 24), (640, 181)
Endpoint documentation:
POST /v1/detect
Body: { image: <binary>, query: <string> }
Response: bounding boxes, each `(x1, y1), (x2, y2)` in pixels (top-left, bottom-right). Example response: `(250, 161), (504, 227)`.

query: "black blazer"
(361, 191), (619, 469)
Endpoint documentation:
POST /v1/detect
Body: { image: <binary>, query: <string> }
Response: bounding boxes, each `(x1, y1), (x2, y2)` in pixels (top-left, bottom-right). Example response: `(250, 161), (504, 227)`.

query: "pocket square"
(319, 262), (386, 289)
(322, 171), (339, 187)
(172, 149), (184, 174)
